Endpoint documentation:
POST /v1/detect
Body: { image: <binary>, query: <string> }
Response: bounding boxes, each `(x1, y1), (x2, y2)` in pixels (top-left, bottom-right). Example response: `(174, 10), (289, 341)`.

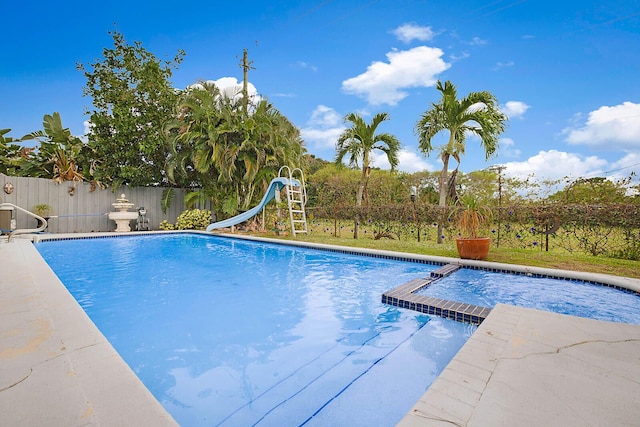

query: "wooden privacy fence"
(0, 174), (195, 233)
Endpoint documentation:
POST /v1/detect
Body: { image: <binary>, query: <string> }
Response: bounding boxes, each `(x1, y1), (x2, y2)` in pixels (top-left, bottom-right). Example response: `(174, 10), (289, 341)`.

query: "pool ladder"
(279, 166), (308, 236)
(0, 202), (48, 242)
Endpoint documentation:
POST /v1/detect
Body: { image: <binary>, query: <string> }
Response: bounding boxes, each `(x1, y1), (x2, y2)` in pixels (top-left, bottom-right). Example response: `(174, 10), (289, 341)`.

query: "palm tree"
(335, 112), (400, 238)
(415, 80), (507, 244)
(165, 81), (304, 216)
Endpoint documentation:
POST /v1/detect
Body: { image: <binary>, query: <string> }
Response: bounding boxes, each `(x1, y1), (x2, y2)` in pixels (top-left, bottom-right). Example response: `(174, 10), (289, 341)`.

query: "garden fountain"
(108, 194), (138, 232)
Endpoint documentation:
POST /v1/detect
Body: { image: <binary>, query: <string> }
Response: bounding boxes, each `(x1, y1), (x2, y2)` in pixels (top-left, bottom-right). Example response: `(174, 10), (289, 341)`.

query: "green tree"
(165, 81), (305, 217)
(407, 170), (440, 205)
(77, 30), (185, 188)
(303, 154), (330, 176)
(335, 112), (400, 238)
(549, 176), (630, 204)
(415, 80), (507, 243)
(307, 163), (359, 210)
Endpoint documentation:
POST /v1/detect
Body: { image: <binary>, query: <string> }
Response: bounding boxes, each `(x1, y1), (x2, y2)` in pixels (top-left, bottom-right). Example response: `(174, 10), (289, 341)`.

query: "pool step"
(430, 263), (461, 278)
(381, 263), (490, 325)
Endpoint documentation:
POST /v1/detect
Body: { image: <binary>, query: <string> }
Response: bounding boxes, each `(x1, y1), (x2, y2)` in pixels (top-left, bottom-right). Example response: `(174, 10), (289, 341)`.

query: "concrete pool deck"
(1, 232), (639, 425)
(0, 237), (177, 425)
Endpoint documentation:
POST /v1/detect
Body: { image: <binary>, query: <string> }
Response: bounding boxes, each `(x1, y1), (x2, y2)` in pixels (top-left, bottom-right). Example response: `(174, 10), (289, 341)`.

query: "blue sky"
(2, 0), (639, 186)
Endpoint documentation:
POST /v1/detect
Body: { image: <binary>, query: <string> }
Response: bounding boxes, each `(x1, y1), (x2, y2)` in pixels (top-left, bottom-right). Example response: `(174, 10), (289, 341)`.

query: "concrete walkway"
(0, 238), (177, 426)
(1, 233), (639, 426)
(398, 304), (640, 426)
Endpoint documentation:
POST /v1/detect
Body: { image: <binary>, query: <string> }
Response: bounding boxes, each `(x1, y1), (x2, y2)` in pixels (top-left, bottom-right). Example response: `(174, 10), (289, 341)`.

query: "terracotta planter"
(456, 237), (490, 260)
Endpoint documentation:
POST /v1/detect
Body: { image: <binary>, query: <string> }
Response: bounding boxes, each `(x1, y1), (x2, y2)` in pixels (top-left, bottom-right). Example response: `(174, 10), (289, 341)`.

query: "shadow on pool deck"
(1, 233), (639, 426)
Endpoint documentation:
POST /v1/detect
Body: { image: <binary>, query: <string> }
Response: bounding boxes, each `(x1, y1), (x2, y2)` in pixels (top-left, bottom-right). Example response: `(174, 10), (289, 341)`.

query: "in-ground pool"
(36, 233), (640, 426)
(36, 234), (473, 426)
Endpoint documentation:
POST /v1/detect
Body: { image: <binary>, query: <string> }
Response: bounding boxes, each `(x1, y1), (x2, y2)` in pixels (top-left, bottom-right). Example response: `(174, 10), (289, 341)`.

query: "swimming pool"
(35, 233), (640, 426)
(36, 234), (474, 426)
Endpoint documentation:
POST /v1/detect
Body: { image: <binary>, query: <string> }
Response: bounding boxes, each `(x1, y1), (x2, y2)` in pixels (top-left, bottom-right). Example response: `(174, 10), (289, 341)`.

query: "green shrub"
(159, 209), (211, 230)
(608, 230), (640, 261)
(174, 209), (212, 230)
(159, 219), (175, 230)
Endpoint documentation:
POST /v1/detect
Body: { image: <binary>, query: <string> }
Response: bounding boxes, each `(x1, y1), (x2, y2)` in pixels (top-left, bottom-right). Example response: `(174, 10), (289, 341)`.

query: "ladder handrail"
(0, 202), (48, 242)
(277, 166), (308, 236)
(291, 167), (307, 205)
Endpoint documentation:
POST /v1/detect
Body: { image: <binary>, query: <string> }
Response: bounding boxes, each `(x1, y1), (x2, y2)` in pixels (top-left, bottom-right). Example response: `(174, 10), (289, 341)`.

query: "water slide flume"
(206, 177), (300, 232)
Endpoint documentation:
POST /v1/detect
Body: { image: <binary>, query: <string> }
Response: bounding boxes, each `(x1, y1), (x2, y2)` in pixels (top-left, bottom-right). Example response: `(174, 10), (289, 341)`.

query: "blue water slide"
(205, 177), (300, 232)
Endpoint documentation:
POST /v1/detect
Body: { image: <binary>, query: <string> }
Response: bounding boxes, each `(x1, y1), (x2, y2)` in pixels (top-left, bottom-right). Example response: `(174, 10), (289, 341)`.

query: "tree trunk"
(437, 154), (450, 244)
(354, 166), (370, 239)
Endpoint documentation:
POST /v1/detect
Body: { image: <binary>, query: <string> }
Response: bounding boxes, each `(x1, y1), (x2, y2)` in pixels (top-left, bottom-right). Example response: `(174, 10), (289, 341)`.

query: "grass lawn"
(262, 233), (640, 279)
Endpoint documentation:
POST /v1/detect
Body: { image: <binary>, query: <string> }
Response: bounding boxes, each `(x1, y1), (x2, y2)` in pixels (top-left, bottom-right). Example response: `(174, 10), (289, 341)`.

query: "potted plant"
(451, 195), (492, 260)
(32, 204), (52, 229)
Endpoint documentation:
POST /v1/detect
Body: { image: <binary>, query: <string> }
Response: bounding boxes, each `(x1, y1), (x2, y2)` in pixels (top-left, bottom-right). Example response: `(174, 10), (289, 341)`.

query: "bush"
(159, 220), (175, 230)
(161, 209), (212, 230)
(608, 230), (640, 261)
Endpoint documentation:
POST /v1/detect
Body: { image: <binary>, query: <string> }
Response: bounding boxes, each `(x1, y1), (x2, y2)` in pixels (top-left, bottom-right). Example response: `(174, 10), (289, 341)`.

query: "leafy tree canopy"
(548, 176), (631, 204)
(165, 81), (305, 217)
(77, 30), (185, 188)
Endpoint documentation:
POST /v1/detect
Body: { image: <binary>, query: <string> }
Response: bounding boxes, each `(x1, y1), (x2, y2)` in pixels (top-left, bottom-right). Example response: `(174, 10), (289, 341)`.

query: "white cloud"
(188, 77), (261, 105)
(497, 137), (521, 158)
(342, 46), (450, 105)
(449, 51), (470, 62)
(501, 101), (530, 119)
(301, 127), (344, 150)
(392, 23), (435, 43)
(469, 36), (487, 46)
(492, 61), (514, 71)
(295, 61), (318, 72)
(272, 93), (296, 98)
(501, 149), (607, 182)
(308, 105), (342, 127)
(300, 105), (345, 150)
(564, 101), (640, 149)
(609, 152), (640, 181)
(611, 152), (640, 170)
(370, 148), (434, 173)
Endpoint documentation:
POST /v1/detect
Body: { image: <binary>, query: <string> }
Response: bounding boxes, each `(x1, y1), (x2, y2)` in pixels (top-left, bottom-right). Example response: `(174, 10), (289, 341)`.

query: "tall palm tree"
(415, 80), (507, 244)
(335, 112), (400, 238)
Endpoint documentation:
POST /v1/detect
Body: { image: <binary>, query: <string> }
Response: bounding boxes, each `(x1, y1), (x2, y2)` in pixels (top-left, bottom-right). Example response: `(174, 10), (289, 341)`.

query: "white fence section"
(0, 174), (195, 233)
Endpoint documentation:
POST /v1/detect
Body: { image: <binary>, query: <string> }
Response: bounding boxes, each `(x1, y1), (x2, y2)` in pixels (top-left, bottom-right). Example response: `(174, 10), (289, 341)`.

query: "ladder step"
(287, 180), (307, 236)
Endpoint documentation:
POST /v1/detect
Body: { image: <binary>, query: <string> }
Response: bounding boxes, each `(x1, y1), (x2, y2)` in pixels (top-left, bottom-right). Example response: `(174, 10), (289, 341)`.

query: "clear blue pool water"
(416, 268), (640, 325)
(36, 234), (474, 426)
(36, 233), (640, 425)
